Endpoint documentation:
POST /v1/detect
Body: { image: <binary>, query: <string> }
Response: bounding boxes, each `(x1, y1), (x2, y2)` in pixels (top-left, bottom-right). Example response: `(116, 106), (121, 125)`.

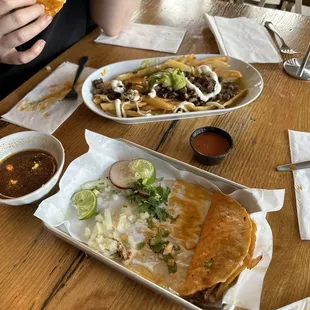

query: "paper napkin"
(276, 297), (310, 310)
(204, 14), (282, 63)
(95, 23), (187, 54)
(289, 130), (310, 240)
(1, 62), (95, 134)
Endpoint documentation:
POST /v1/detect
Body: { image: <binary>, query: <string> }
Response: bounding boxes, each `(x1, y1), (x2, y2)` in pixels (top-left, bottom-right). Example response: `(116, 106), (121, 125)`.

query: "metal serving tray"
(44, 139), (246, 310)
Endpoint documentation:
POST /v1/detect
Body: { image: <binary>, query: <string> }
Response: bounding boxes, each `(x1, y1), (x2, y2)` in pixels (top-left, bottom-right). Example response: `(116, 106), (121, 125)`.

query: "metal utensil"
(283, 43), (310, 81)
(264, 21), (298, 54)
(62, 56), (88, 101)
(277, 160), (310, 172)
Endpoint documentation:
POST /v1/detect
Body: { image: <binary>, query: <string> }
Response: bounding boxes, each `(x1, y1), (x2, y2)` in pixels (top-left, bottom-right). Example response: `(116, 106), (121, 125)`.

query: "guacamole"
(149, 69), (187, 91)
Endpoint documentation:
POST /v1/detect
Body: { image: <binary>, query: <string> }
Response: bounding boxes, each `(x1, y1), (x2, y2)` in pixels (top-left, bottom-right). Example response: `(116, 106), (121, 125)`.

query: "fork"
(264, 21), (299, 55)
(62, 56), (89, 101)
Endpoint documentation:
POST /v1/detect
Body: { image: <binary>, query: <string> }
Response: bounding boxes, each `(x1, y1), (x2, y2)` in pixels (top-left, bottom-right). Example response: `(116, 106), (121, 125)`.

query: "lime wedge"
(128, 158), (156, 185)
(71, 190), (97, 220)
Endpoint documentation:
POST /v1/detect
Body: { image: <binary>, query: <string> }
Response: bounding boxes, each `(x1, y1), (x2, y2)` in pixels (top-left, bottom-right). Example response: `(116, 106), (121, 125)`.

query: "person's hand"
(0, 0), (53, 65)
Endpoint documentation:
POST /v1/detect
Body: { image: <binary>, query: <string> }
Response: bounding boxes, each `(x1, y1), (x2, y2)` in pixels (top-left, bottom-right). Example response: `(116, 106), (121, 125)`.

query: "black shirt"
(0, 0), (95, 100)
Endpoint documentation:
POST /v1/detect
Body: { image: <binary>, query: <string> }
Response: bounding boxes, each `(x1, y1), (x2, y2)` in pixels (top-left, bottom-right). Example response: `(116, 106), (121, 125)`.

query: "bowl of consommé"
(190, 126), (233, 166)
(0, 131), (65, 206)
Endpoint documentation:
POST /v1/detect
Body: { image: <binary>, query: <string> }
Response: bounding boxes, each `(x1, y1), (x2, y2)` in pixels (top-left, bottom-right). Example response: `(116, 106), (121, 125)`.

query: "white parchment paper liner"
(35, 130), (285, 310)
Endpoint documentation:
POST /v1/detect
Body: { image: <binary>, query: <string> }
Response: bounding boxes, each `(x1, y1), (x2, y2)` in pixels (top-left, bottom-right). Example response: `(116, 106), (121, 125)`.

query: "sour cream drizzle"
(114, 99), (122, 118)
(121, 102), (128, 118)
(186, 65), (221, 102)
(111, 80), (125, 93)
(130, 90), (140, 102)
(173, 101), (194, 113)
(148, 84), (158, 98)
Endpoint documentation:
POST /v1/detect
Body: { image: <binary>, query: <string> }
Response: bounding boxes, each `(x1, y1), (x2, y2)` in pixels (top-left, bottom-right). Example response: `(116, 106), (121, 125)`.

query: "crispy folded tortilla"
(177, 192), (254, 302)
(36, 0), (66, 16)
(129, 179), (213, 290)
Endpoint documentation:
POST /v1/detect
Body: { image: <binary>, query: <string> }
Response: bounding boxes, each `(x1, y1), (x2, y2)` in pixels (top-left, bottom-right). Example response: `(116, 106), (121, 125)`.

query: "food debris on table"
(17, 80), (84, 116)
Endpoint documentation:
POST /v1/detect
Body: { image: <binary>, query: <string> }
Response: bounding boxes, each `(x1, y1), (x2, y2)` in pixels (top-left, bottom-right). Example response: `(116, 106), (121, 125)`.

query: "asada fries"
(91, 55), (246, 118)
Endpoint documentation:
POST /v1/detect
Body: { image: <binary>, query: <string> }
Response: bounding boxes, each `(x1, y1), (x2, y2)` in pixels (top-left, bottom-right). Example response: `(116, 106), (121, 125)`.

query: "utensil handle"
(72, 56), (89, 88)
(297, 43), (310, 77)
(264, 21), (285, 45)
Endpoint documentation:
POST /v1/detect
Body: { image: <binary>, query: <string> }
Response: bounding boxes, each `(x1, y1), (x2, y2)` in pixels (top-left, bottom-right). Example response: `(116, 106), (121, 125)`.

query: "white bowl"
(82, 54), (264, 124)
(0, 131), (65, 206)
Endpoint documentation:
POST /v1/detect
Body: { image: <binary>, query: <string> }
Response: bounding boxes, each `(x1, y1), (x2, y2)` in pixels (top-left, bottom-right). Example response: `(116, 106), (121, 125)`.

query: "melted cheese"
(167, 179), (212, 250)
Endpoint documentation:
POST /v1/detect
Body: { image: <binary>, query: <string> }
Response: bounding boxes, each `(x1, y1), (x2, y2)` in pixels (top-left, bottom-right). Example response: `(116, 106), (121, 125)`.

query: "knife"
(276, 160), (310, 172)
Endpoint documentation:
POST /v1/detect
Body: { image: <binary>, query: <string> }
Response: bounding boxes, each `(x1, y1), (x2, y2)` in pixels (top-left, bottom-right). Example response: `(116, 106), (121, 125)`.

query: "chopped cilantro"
(147, 229), (177, 273)
(137, 242), (145, 250)
(127, 179), (172, 222)
(163, 254), (177, 274)
(146, 217), (154, 229)
(149, 234), (163, 246)
(203, 261), (212, 269)
(149, 241), (168, 253)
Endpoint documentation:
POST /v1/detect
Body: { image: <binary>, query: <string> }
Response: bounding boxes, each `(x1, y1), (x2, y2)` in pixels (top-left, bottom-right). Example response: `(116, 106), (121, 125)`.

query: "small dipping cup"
(190, 127), (233, 166)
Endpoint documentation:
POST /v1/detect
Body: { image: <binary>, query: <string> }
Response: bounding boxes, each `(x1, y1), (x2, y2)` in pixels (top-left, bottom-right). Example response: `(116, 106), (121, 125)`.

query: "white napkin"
(276, 297), (310, 310)
(289, 130), (310, 240)
(95, 23), (187, 54)
(1, 62), (95, 134)
(204, 14), (282, 63)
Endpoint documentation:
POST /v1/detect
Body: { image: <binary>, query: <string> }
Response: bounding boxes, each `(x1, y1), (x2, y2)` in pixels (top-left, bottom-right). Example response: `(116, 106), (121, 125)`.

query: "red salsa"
(0, 149), (57, 199)
(192, 132), (231, 156)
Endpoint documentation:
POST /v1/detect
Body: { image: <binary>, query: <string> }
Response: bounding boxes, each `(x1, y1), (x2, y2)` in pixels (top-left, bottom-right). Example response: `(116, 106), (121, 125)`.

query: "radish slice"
(109, 160), (134, 189)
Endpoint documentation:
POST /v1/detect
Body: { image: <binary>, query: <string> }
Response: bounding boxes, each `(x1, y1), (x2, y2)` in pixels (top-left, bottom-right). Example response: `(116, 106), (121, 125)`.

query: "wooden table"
(1, 1), (310, 309)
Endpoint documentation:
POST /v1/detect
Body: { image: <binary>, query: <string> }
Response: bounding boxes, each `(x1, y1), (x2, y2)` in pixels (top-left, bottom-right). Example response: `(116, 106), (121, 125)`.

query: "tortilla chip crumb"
(42, 112), (49, 118)
(46, 65), (52, 72)
(297, 184), (303, 191)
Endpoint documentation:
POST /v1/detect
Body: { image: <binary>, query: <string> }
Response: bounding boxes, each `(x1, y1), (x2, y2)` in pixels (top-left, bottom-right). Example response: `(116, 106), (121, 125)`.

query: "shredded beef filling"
(92, 78), (121, 100)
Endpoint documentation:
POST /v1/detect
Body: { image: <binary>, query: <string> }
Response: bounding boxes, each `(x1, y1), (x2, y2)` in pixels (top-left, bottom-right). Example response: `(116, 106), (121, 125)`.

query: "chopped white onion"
(84, 227), (91, 238)
(104, 209), (113, 231)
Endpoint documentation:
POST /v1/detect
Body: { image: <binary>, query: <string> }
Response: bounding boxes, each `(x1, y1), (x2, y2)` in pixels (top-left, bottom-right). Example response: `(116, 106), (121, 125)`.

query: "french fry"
(216, 70), (242, 82)
(223, 89), (248, 107)
(163, 59), (192, 72)
(206, 61), (230, 69)
(116, 72), (135, 81)
(140, 105), (159, 111)
(126, 110), (142, 117)
(93, 97), (102, 105)
(175, 54), (195, 64)
(116, 64), (169, 81)
(150, 110), (165, 115)
(126, 76), (145, 84)
(106, 110), (117, 116)
(143, 97), (175, 110)
(187, 105), (215, 111)
(100, 102), (146, 111)
(187, 56), (230, 67)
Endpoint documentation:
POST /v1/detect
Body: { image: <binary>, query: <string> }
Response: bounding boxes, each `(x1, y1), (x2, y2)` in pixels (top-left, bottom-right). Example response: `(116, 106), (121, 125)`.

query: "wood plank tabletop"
(1, 0), (309, 309)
